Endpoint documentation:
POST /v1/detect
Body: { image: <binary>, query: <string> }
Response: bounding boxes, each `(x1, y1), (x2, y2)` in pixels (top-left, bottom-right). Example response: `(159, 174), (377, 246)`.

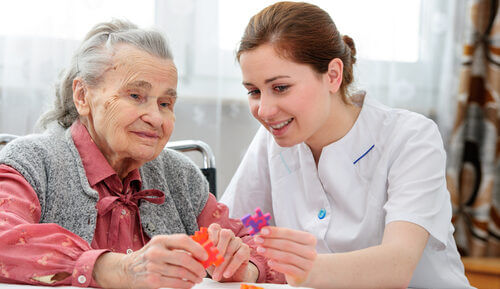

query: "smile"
(133, 131), (160, 139)
(269, 118), (293, 129)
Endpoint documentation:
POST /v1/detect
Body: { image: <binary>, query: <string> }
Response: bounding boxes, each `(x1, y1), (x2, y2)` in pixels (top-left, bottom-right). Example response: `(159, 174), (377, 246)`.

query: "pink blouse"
(0, 121), (284, 287)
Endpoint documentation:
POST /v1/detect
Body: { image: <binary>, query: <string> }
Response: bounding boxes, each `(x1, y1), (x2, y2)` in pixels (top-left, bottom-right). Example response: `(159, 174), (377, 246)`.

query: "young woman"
(221, 2), (472, 288)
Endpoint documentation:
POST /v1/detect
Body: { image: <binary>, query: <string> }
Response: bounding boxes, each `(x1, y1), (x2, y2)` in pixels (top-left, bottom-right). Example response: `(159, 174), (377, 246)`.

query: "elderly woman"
(0, 20), (271, 288)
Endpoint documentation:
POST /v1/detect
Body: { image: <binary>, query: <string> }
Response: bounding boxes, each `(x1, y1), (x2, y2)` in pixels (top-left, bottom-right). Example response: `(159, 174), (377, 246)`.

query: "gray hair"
(37, 19), (174, 129)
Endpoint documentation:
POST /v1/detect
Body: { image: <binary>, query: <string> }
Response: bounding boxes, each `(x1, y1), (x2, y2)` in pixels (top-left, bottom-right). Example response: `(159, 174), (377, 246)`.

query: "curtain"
(0, 0), (466, 195)
(446, 0), (500, 257)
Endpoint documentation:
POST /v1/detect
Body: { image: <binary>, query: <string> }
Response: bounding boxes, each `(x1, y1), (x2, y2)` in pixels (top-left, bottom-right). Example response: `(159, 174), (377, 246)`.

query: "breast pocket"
(324, 160), (386, 251)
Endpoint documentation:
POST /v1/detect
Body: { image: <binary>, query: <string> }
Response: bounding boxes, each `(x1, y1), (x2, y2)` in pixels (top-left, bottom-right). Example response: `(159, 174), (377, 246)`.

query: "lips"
(132, 131), (160, 139)
(267, 118), (294, 136)
(269, 118), (293, 129)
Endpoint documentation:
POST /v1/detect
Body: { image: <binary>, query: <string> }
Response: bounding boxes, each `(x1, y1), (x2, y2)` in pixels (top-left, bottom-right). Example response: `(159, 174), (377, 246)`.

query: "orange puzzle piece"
(191, 227), (224, 268)
(191, 227), (209, 244)
(200, 241), (224, 268)
(240, 284), (264, 289)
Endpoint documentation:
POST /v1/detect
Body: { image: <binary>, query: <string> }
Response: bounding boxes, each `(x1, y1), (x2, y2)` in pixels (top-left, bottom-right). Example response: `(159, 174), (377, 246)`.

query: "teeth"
(270, 118), (293, 129)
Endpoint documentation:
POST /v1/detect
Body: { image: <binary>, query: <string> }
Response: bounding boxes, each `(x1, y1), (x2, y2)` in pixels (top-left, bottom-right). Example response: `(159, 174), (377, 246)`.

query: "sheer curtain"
(0, 0), (155, 133)
(0, 0), (463, 195)
(156, 0), (465, 193)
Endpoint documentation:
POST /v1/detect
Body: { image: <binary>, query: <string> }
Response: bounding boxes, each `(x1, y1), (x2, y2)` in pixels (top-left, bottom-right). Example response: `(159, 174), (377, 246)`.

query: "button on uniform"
(121, 209), (127, 215)
(77, 275), (87, 284)
(318, 208), (326, 220)
(126, 248), (133, 254)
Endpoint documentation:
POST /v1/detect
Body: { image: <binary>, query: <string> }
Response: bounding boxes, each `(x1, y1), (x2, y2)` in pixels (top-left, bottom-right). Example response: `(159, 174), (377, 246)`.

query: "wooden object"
(462, 257), (500, 289)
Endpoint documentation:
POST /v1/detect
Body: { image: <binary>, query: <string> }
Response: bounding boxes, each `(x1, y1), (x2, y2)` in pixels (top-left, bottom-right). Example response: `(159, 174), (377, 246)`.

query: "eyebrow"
(125, 81), (177, 98)
(163, 88), (177, 98)
(125, 80), (152, 90)
(242, 75), (291, 86)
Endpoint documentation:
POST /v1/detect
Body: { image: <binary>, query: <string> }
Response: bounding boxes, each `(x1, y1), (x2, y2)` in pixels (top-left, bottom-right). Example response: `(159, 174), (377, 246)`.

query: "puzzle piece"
(191, 227), (224, 268)
(241, 207), (271, 235)
(240, 284), (264, 289)
(191, 227), (209, 244)
(200, 241), (224, 268)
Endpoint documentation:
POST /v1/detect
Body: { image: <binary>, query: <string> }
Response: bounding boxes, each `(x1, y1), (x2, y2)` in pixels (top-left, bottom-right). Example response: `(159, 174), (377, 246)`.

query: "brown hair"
(237, 1), (356, 102)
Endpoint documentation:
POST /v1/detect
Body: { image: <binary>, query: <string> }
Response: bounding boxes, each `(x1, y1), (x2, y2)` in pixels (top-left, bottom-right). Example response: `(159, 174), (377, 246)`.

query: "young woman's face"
(239, 44), (334, 148)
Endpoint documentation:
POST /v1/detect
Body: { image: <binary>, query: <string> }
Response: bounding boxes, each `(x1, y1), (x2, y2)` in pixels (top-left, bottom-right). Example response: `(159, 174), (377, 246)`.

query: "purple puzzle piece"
(241, 207), (271, 235)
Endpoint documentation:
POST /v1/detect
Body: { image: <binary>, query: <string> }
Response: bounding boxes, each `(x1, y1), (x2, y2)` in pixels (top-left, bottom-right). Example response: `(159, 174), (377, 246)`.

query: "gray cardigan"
(0, 125), (209, 244)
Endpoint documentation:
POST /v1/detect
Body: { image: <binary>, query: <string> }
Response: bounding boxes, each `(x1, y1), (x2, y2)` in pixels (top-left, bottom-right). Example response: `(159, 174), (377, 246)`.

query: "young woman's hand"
(206, 223), (257, 282)
(93, 234), (207, 289)
(254, 226), (317, 286)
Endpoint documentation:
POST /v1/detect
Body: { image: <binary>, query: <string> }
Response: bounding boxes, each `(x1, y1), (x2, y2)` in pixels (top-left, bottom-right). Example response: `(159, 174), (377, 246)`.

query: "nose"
(141, 100), (164, 129)
(257, 94), (279, 120)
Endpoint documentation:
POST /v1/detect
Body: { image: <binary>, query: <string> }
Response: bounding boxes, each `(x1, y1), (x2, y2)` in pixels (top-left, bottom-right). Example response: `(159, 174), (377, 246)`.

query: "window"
(0, 0), (155, 39)
(219, 0), (421, 62)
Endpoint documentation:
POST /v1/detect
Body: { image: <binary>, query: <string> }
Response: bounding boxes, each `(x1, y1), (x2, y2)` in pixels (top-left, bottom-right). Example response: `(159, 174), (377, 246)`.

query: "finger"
(161, 264), (204, 284)
(222, 244), (250, 279)
(215, 229), (233, 257)
(254, 235), (317, 260)
(259, 227), (317, 246)
(256, 246), (314, 272)
(143, 245), (206, 278)
(267, 259), (307, 283)
(211, 237), (241, 281)
(137, 260), (203, 285)
(207, 223), (222, 245)
(153, 275), (198, 289)
(154, 234), (208, 262)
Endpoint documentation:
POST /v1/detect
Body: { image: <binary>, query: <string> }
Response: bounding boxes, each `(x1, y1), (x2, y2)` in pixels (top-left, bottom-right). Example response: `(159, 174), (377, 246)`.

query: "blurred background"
(0, 0), (499, 279)
(0, 0), (464, 192)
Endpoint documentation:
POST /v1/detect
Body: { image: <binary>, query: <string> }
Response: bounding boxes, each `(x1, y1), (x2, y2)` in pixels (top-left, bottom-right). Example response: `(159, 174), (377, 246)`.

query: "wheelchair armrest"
(165, 140), (217, 197)
(165, 140), (216, 169)
(0, 134), (18, 146)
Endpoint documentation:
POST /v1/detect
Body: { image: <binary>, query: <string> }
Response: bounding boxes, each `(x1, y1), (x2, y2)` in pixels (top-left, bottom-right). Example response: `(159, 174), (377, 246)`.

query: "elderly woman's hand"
(93, 234), (208, 289)
(206, 223), (257, 282)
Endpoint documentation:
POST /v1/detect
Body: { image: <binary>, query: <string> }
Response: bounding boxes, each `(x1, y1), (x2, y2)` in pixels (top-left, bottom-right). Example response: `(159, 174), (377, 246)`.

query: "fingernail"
(254, 236), (264, 243)
(257, 246), (266, 253)
(261, 228), (269, 235)
(223, 271), (231, 278)
(268, 259), (274, 266)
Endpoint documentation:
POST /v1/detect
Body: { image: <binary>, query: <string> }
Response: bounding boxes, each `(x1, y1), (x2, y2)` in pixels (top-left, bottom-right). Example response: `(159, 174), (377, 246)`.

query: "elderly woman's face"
(78, 44), (177, 171)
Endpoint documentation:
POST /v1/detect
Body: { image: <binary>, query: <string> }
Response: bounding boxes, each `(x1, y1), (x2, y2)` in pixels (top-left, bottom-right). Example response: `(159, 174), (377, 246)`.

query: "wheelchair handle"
(165, 140), (216, 169)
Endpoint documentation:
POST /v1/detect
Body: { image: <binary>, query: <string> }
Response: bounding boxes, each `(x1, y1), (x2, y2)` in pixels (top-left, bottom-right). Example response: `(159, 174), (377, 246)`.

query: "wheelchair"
(0, 134), (217, 197)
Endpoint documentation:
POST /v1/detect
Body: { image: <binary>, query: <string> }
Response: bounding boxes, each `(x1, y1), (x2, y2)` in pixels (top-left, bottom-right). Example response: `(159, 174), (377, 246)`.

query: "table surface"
(0, 279), (313, 289)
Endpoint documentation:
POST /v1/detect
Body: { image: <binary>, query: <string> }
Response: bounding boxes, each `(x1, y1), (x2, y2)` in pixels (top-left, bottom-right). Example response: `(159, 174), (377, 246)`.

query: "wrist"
(93, 252), (128, 288)
(297, 253), (323, 287)
(245, 262), (260, 282)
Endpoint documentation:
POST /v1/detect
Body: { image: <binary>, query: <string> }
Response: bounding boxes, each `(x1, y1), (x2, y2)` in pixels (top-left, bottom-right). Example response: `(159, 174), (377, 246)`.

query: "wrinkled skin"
(73, 44), (178, 179)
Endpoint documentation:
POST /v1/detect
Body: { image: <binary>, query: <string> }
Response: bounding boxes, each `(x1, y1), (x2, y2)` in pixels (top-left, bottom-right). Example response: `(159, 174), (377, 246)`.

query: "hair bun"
(342, 35), (356, 64)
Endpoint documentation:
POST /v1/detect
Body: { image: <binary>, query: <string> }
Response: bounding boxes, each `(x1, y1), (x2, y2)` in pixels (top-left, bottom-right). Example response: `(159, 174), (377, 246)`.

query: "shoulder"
(144, 148), (208, 192)
(0, 125), (68, 162)
(144, 147), (209, 214)
(364, 97), (436, 129)
(0, 126), (71, 196)
(362, 97), (441, 148)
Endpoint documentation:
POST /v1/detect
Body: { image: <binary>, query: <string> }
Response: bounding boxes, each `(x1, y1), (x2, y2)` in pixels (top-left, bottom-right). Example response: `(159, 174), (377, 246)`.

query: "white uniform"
(221, 95), (472, 288)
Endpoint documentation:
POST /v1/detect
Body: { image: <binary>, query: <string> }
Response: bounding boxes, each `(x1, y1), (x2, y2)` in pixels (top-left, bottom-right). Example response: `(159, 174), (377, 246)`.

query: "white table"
(0, 279), (312, 289)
